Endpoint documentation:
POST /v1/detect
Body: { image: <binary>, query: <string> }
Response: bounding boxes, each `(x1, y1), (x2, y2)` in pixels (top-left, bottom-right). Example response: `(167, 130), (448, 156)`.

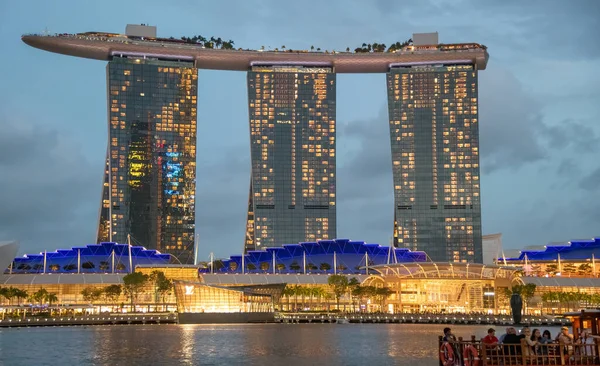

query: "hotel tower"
(387, 33), (483, 263)
(244, 66), (337, 252)
(95, 30), (198, 264)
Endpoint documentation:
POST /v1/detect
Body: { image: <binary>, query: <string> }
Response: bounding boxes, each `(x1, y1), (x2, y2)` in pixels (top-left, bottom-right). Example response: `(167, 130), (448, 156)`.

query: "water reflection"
(0, 324), (565, 366)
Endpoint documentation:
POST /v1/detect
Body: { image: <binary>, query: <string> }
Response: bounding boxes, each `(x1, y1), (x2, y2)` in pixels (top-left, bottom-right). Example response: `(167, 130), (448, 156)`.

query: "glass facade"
(387, 64), (482, 263)
(97, 56), (198, 264)
(245, 66), (336, 252)
(174, 282), (274, 313)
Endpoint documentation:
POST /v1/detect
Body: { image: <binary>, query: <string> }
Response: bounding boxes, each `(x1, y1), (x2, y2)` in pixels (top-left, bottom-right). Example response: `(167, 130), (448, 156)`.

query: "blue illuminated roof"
(6, 242), (171, 274)
(505, 238), (600, 261)
(204, 238), (428, 274)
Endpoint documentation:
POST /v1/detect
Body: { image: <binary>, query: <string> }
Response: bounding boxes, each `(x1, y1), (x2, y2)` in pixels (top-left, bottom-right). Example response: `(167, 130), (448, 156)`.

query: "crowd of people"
(442, 325), (599, 360)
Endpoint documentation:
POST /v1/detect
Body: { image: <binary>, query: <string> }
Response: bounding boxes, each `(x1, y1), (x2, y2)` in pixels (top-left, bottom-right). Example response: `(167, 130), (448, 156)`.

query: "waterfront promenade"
(275, 312), (569, 326)
(0, 312), (570, 327)
(0, 313), (176, 328)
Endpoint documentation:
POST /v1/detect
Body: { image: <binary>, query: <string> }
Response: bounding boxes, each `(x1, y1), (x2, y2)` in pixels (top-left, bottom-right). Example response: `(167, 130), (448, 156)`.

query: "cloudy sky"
(0, 0), (599, 260)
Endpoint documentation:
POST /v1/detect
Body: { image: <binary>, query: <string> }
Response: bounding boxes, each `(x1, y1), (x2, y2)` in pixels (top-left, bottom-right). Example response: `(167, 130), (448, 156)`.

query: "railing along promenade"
(0, 313), (177, 328)
(276, 313), (570, 326)
(439, 336), (600, 365)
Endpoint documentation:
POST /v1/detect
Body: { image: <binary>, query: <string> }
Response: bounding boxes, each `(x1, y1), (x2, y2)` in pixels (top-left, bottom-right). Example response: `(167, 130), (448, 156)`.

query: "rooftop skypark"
(22, 26), (489, 72)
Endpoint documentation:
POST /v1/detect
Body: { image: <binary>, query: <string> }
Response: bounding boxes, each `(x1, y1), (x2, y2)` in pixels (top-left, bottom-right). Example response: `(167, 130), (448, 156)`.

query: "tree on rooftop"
(247, 263), (257, 271)
(49, 264), (60, 272)
(289, 261), (301, 272)
(320, 263), (331, 271)
(82, 261), (95, 269)
(99, 261), (109, 271)
(63, 264), (77, 272)
(260, 262), (270, 272)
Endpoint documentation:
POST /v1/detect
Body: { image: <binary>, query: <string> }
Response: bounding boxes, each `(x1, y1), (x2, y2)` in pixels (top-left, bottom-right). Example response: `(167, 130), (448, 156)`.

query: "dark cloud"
(556, 159), (580, 177)
(0, 117), (101, 255)
(579, 167), (600, 192)
(542, 119), (599, 154)
(478, 67), (547, 173)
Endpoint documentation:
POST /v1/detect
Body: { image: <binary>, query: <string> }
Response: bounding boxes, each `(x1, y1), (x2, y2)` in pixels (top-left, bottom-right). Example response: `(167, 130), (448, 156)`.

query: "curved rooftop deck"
(22, 34), (489, 72)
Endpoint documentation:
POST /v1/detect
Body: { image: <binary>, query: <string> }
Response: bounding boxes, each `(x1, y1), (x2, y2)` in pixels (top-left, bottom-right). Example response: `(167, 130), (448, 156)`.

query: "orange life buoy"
(439, 342), (455, 366)
(463, 344), (480, 366)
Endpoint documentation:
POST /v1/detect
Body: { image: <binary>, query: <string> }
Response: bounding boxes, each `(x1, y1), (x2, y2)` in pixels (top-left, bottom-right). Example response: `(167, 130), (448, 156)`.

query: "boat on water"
(336, 318), (349, 324)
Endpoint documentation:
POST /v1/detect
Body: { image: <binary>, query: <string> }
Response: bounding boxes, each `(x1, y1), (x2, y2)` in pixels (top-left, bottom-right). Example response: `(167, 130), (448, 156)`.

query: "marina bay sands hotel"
(22, 25), (489, 265)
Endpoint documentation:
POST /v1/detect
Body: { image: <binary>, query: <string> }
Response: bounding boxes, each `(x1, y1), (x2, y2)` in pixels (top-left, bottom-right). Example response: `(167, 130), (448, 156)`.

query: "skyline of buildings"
(22, 26), (489, 263)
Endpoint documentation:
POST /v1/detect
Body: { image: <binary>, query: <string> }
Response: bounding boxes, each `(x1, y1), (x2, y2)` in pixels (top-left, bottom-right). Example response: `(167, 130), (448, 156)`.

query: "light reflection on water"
(0, 323), (564, 366)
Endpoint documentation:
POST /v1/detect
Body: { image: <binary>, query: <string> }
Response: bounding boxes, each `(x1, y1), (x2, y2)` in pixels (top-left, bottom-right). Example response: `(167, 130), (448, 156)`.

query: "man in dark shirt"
(443, 327), (456, 342)
(503, 327), (522, 357)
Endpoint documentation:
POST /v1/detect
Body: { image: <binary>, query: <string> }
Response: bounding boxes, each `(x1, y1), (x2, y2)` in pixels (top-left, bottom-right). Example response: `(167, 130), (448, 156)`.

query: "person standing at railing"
(579, 329), (597, 357)
(482, 328), (498, 346)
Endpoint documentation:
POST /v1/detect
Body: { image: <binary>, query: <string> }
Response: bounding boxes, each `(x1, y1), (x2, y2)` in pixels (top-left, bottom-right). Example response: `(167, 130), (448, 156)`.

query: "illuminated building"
(97, 56), (198, 264)
(22, 27), (489, 258)
(245, 66), (336, 251)
(388, 33), (483, 263)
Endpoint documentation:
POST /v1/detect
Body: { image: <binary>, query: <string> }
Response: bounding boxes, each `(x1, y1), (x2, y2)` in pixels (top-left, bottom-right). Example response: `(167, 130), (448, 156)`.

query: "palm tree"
(14, 288), (28, 305)
(310, 45), (314, 51)
(281, 285), (294, 311)
(46, 293), (58, 306)
(32, 288), (49, 305)
(311, 287), (326, 310)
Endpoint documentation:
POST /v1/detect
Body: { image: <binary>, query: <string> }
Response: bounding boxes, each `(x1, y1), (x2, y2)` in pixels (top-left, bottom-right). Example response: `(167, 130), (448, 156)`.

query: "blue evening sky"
(0, 0), (599, 259)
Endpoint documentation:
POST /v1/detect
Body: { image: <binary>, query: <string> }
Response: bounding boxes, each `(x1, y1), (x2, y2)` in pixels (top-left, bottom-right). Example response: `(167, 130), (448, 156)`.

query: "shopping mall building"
(1, 237), (600, 316)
